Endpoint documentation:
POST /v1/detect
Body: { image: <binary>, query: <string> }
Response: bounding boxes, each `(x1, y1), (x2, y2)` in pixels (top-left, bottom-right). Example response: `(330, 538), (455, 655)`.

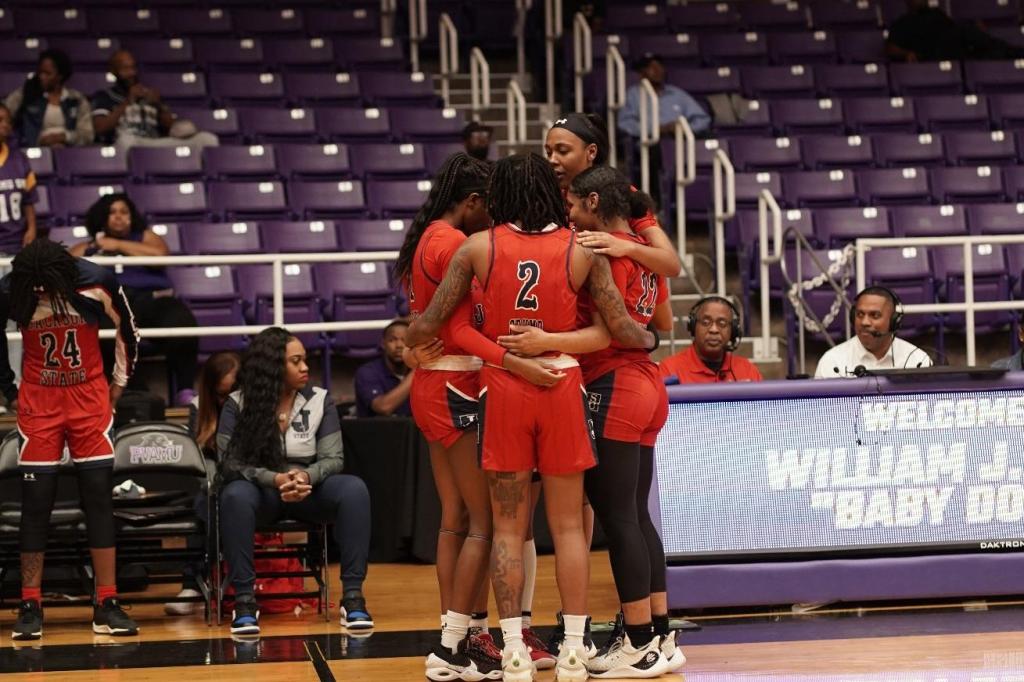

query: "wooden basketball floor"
(1, 551), (1022, 680)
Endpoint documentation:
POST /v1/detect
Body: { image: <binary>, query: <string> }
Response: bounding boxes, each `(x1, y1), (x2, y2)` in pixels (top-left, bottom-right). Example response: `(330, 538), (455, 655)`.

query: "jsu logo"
(587, 391), (603, 413)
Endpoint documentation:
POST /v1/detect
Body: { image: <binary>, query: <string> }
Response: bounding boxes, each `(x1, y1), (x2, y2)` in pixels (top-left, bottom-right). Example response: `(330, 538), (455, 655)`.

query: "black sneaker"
(547, 611), (598, 660)
(12, 600), (42, 641)
(92, 598), (139, 636)
(598, 612), (625, 655)
(341, 593), (374, 630)
(424, 636), (502, 681)
(230, 595), (260, 635)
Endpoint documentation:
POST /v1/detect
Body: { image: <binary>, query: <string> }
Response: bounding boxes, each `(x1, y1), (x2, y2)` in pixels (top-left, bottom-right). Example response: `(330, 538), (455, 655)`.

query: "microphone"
(853, 365), (868, 377)
(833, 366), (842, 376)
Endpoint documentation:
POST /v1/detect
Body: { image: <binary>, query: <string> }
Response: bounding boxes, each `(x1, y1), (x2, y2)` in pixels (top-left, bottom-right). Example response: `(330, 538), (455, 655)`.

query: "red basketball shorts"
(586, 362), (666, 446)
(478, 362), (597, 476)
(17, 376), (115, 470)
(410, 367), (480, 448)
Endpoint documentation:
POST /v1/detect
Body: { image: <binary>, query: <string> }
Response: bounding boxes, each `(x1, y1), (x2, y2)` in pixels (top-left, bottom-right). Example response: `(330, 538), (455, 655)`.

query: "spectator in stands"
(218, 326), (372, 635)
(814, 287), (932, 378)
(4, 49), (93, 149)
(660, 296), (762, 383)
(165, 350), (240, 616)
(886, 0), (1024, 62)
(462, 121), (493, 161)
(91, 50), (218, 153)
(992, 327), (1024, 371)
(70, 193), (199, 405)
(353, 319), (413, 418)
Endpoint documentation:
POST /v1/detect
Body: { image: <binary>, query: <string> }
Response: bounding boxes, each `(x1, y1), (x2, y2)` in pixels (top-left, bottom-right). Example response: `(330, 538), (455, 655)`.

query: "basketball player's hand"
(406, 339), (444, 368)
(502, 354), (565, 388)
(576, 231), (632, 258)
(109, 383), (124, 407)
(497, 325), (550, 357)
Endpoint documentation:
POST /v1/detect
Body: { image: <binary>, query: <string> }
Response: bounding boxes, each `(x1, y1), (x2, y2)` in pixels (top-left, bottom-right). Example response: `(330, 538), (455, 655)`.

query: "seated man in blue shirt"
(353, 319), (413, 418)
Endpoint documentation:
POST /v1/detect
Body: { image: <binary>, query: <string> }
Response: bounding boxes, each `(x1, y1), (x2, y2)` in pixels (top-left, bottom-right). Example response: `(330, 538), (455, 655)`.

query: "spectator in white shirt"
(814, 286), (932, 378)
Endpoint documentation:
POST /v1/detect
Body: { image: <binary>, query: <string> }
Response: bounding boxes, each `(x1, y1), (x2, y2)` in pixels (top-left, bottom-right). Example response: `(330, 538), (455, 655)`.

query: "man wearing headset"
(814, 286), (932, 379)
(659, 296), (762, 383)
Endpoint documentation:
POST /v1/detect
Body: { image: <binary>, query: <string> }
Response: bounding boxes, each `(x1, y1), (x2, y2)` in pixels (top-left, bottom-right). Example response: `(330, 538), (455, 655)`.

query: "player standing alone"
(0, 239), (140, 640)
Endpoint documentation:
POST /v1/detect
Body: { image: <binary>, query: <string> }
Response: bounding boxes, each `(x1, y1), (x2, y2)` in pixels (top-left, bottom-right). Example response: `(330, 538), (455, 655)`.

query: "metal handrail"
(638, 78), (660, 195)
(507, 78), (527, 146)
(469, 47), (491, 120)
(438, 13), (459, 108)
(605, 45), (626, 168)
(673, 115), (696, 268)
(408, 0), (427, 73)
(515, 0), (531, 80)
(544, 0), (563, 108)
(379, 0), (397, 39)
(572, 12), (592, 112)
(711, 148), (735, 297)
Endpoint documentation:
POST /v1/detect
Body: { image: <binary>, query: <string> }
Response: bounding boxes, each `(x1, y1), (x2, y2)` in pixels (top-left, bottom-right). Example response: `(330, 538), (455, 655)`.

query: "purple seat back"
(810, 0), (881, 29)
(127, 181), (208, 221)
(949, 0), (1020, 25)
(768, 30), (837, 64)
(734, 171), (783, 208)
(630, 33), (701, 66)
(741, 65), (816, 99)
(890, 61), (964, 96)
(288, 180), (367, 218)
(389, 107), (465, 142)
(284, 71), (360, 104)
(873, 132), (945, 167)
(731, 136), (803, 171)
(210, 72), (285, 106)
(90, 8), (161, 35)
(1003, 165), (1024, 201)
(14, 7), (87, 35)
(844, 96), (918, 134)
(128, 145), (204, 181)
(239, 107), (317, 142)
(857, 167), (932, 205)
(359, 71), (438, 106)
(929, 166), (1007, 204)
(304, 7), (379, 35)
(915, 94), (990, 132)
(148, 222), (183, 253)
(741, 2), (811, 30)
(668, 66), (741, 97)
(801, 134), (874, 169)
(264, 37), (336, 68)
(123, 37), (194, 69)
(50, 38), (121, 69)
(337, 218), (409, 252)
(814, 63), (889, 97)
(702, 32), (770, 65)
(203, 144), (277, 180)
(893, 205), (968, 238)
(260, 220), (340, 253)
(51, 184), (122, 224)
(834, 29), (886, 62)
(317, 107), (392, 142)
(335, 37), (405, 68)
(964, 60), (1024, 94)
(784, 169), (859, 208)
(350, 143), (427, 179)
(173, 107), (241, 142)
(943, 130), (1018, 165)
(606, 4), (668, 32)
(233, 7), (305, 34)
(22, 146), (55, 180)
(46, 225), (91, 248)
(168, 265), (238, 301)
(367, 179), (433, 217)
(160, 7), (233, 35)
(668, 3), (740, 31)
(193, 37), (264, 69)
(143, 72), (208, 106)
(772, 98), (846, 135)
(276, 143), (351, 179)
(0, 38), (45, 69)
(989, 93), (1024, 129)
(815, 206), (892, 247)
(208, 181), (289, 220)
(716, 99), (773, 137)
(180, 221), (262, 255)
(966, 202), (1024, 234)
(424, 142), (467, 172)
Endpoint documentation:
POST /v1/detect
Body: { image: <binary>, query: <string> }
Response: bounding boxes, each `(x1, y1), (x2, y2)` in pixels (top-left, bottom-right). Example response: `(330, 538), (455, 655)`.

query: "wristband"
(646, 321), (661, 353)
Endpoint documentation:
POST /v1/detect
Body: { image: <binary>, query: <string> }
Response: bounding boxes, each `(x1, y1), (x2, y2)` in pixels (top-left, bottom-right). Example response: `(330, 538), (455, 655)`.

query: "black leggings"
(20, 468), (116, 552)
(638, 445), (666, 594)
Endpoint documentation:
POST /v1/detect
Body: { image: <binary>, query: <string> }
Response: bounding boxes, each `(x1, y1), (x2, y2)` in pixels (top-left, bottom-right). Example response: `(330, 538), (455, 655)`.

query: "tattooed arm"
(585, 253), (656, 350)
(405, 238), (476, 347)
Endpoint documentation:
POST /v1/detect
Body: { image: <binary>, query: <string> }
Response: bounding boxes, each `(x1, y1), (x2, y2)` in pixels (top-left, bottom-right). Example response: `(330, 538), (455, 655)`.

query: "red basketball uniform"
(578, 232), (669, 445)
(478, 223), (596, 475)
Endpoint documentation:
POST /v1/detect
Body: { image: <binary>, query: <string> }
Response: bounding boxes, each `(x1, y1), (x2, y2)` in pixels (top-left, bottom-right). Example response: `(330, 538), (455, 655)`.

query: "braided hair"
(569, 165), (654, 224)
(488, 152), (567, 232)
(9, 239), (79, 329)
(393, 152), (491, 285)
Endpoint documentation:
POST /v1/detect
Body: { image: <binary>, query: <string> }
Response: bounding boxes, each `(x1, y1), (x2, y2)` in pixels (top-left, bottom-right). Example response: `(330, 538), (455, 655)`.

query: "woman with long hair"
(217, 327), (372, 635)
(4, 48), (93, 148)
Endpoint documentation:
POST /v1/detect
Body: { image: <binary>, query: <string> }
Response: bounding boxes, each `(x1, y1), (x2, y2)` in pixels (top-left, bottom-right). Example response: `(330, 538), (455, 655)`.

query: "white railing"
(572, 11), (592, 112)
(544, 0), (563, 108)
(506, 78), (527, 147)
(673, 115), (697, 269)
(380, 0), (398, 39)
(2, 251), (399, 342)
(469, 47), (491, 121)
(711, 148), (735, 298)
(408, 0), (428, 73)
(855, 234), (1024, 367)
(638, 78), (659, 195)
(438, 12), (459, 108)
(605, 45), (627, 168)
(515, 0), (531, 80)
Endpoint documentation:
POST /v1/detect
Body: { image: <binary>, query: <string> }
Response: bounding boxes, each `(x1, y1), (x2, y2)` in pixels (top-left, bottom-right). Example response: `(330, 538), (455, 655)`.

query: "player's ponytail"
(570, 165), (654, 224)
(8, 239), (79, 329)
(393, 152), (490, 288)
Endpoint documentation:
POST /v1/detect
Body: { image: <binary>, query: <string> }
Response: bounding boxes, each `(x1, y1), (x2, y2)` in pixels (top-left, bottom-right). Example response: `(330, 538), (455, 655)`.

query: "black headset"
(850, 285), (904, 333)
(687, 296), (742, 352)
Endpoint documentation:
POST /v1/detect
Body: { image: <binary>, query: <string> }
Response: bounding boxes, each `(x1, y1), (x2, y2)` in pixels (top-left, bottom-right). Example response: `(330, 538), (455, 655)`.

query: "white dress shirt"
(814, 335), (933, 379)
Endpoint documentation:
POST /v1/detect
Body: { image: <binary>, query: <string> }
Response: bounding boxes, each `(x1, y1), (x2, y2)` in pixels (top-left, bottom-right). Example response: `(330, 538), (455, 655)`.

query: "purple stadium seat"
(844, 96), (918, 134)
(203, 144), (277, 180)
(893, 205), (968, 238)
(814, 63), (889, 97)
(127, 182), (208, 222)
(143, 72), (208, 107)
(949, 0), (1020, 25)
(208, 180), (289, 220)
(810, 0), (881, 29)
(264, 37), (336, 70)
(315, 261), (398, 355)
(741, 2), (811, 30)
(716, 100), (774, 137)
(668, 2), (741, 31)
(32, 185), (51, 225)
(46, 224), (91, 248)
(89, 8), (161, 36)
(873, 132), (945, 167)
(261, 220), (340, 253)
(814, 206), (892, 247)
(193, 38), (265, 70)
(389, 108), (465, 142)
(125, 38), (195, 70)
(51, 184), (122, 225)
(605, 4), (668, 32)
(239, 107), (318, 143)
(179, 221), (262, 255)
(771, 98), (846, 135)
(1002, 165), (1024, 200)
(22, 147), (55, 181)
(424, 142), (467, 172)
(733, 171), (784, 208)
(916, 94), (990, 132)
(929, 166), (1006, 204)
(276, 143), (351, 179)
(889, 61), (964, 96)
(288, 180), (367, 218)
(731, 137), (803, 171)
(210, 72), (285, 106)
(73, 71), (117, 100)
(233, 7), (305, 34)
(629, 33), (701, 67)
(835, 29), (886, 63)
(284, 72), (360, 105)
(0, 38), (45, 69)
(337, 218), (409, 252)
(0, 73), (32, 101)
(159, 7), (233, 35)
(768, 30), (838, 64)
(731, 208), (814, 275)
(128, 145), (204, 181)
(358, 71), (438, 106)
(367, 179), (433, 217)
(932, 242), (1012, 331)
(864, 246), (938, 335)
(702, 32), (770, 65)
(173, 107), (241, 143)
(988, 93), (1024, 130)
(237, 263), (323, 352)
(14, 8), (87, 35)
(0, 6), (10, 33)
(801, 134), (875, 169)
(54, 146), (128, 183)
(964, 60), (1024, 94)
(857, 167), (932, 205)
(50, 38), (120, 69)
(944, 130), (1017, 166)
(784, 169), (859, 208)
(303, 6), (379, 35)
(168, 265), (246, 353)
(317, 107), (392, 142)
(667, 66), (742, 97)
(741, 65), (816, 99)
(334, 37), (405, 68)
(149, 222), (182, 253)
(966, 202), (1024, 234)
(350, 143), (427, 179)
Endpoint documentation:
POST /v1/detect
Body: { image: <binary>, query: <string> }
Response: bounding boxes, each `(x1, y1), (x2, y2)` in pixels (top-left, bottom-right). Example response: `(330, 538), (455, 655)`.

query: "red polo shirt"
(658, 346), (763, 384)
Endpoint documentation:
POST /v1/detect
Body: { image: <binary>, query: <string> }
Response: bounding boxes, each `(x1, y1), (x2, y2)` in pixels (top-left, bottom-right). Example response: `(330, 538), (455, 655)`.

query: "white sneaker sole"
(667, 648), (687, 672)
(11, 630), (41, 641)
(554, 649), (589, 682)
(501, 650), (536, 682)
(425, 653), (498, 682)
(92, 623), (139, 636)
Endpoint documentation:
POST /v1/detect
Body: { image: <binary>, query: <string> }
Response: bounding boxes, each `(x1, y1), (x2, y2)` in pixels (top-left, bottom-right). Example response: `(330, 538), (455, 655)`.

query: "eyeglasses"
(696, 317), (731, 330)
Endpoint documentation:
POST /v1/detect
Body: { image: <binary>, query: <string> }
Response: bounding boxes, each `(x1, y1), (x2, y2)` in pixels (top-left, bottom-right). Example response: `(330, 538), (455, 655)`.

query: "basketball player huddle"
(403, 113), (686, 681)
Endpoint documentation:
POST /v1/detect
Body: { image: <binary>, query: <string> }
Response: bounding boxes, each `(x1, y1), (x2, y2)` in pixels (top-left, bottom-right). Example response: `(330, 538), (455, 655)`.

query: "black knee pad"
(77, 467), (116, 549)
(19, 471), (59, 553)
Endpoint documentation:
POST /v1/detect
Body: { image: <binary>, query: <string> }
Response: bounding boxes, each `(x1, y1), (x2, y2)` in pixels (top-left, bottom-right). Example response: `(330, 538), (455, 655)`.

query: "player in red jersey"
(406, 153), (655, 682)
(0, 239), (140, 640)
(497, 167), (684, 677)
(395, 153), (564, 681)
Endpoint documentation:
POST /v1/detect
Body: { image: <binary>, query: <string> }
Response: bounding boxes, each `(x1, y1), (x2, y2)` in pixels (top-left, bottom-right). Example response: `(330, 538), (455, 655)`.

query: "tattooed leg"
(20, 553), (44, 588)
(486, 470), (532, 619)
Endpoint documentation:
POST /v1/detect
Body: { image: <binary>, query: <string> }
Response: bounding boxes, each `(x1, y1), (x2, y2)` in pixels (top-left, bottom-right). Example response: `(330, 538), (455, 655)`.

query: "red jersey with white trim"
(408, 220), (475, 356)
(481, 223), (579, 344)
(577, 231), (667, 383)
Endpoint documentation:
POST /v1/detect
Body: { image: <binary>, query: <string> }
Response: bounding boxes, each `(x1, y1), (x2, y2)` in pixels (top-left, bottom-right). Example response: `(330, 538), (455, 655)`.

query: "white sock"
(520, 539), (537, 618)
(441, 611), (470, 651)
(562, 614), (587, 652)
(500, 616), (526, 654)
(470, 612), (489, 632)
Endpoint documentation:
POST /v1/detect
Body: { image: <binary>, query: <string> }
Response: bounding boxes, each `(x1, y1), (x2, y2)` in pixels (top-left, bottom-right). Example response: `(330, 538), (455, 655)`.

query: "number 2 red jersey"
(480, 223), (580, 344)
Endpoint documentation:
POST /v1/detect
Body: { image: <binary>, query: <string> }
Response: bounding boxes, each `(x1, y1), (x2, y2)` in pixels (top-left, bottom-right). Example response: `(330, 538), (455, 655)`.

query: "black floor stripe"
(304, 639), (336, 682)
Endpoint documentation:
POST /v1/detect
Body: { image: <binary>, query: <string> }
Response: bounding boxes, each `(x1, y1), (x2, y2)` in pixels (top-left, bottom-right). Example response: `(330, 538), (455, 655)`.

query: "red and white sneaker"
(522, 627), (557, 670)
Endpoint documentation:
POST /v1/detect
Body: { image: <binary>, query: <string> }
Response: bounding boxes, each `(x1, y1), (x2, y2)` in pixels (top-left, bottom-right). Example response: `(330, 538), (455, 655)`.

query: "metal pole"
(638, 78), (659, 195)
(272, 260), (284, 326)
(711, 149), (735, 297)
(515, 0), (530, 80)
(470, 48), (491, 121)
(572, 12), (592, 112)
(758, 189), (782, 365)
(674, 116), (696, 267)
(438, 13), (458, 108)
(544, 0), (562, 109)
(605, 45), (625, 168)
(964, 241), (975, 366)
